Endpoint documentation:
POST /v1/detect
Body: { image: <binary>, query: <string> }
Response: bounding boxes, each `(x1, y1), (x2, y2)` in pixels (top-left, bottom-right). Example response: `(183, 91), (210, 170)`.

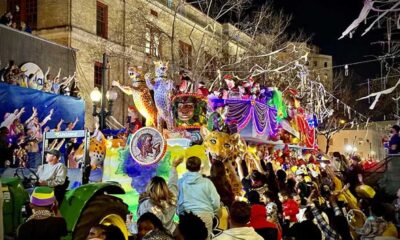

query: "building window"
(7, 0), (37, 29)
(150, 9), (158, 17)
(167, 0), (173, 8)
(344, 138), (348, 145)
(94, 62), (103, 88)
(179, 41), (192, 69)
(145, 26), (161, 58)
(324, 62), (328, 68)
(96, 1), (108, 39)
(313, 61), (318, 67)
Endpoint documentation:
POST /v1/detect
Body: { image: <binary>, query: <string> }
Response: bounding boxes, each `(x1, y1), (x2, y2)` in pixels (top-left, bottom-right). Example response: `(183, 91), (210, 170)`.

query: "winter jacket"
(287, 220), (322, 240)
(177, 171), (220, 215)
(137, 168), (178, 234)
(249, 204), (281, 240)
(213, 227), (264, 240)
(282, 199), (299, 223)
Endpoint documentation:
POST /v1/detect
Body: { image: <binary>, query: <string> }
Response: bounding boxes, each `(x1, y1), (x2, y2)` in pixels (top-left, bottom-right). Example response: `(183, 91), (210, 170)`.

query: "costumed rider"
(36, 149), (68, 203)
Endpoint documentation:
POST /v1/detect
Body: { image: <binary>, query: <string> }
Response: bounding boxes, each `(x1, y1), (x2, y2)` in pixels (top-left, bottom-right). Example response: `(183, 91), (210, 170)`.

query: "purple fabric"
(208, 97), (226, 111)
(210, 98), (278, 137)
(30, 195), (55, 206)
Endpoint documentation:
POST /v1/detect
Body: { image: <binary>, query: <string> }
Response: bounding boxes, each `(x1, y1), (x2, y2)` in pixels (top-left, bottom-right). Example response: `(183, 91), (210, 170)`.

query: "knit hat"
(30, 187), (56, 206)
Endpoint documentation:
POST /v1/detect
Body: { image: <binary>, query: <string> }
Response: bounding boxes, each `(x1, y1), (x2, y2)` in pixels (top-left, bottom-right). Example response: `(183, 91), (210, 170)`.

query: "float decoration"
(145, 61), (174, 130)
(208, 97), (278, 137)
(129, 127), (166, 166)
(172, 93), (207, 130)
(112, 66), (157, 127)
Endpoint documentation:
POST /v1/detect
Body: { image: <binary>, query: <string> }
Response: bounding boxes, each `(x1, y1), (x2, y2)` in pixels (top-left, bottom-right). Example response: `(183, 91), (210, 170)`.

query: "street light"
(345, 144), (357, 155)
(90, 53), (118, 130)
(345, 145), (353, 152)
(90, 87), (102, 102)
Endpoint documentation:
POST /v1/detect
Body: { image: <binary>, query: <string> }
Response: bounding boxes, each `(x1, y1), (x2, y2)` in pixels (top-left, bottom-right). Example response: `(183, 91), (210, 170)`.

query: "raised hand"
(112, 80), (120, 87)
(172, 156), (184, 168)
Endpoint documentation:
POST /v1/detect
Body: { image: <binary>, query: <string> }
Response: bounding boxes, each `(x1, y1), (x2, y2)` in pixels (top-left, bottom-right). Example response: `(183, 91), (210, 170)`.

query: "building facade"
(1, 0), (333, 128)
(316, 121), (396, 161)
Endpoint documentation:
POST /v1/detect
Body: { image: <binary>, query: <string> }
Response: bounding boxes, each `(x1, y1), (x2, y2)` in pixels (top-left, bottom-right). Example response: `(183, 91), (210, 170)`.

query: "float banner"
(0, 82), (85, 130)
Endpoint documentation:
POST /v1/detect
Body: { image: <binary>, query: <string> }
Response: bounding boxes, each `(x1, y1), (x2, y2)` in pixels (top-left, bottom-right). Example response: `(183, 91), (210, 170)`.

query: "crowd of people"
(12, 125), (400, 240)
(18, 147), (400, 240)
(0, 60), (77, 96)
(131, 150), (400, 240)
(0, 10), (32, 33)
(0, 106), (80, 169)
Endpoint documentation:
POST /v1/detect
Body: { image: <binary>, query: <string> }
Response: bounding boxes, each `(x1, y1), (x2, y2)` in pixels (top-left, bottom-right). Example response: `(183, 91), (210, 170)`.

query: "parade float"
(0, 60), (328, 239)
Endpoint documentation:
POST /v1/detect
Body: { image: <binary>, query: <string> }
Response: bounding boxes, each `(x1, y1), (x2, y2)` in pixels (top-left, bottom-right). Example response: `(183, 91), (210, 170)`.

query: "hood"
(181, 172), (202, 184)
(251, 204), (267, 220)
(250, 204), (277, 229)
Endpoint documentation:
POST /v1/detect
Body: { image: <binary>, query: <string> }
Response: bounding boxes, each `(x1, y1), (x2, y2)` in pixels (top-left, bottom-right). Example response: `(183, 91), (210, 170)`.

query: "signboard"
(44, 130), (86, 139)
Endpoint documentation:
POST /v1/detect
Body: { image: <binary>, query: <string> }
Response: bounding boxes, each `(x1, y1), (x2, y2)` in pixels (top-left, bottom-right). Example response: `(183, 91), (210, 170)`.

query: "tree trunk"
(325, 135), (331, 154)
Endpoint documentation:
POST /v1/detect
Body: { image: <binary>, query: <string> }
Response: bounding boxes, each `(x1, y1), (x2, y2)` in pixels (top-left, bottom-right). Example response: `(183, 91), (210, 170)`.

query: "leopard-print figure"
(145, 61), (174, 130)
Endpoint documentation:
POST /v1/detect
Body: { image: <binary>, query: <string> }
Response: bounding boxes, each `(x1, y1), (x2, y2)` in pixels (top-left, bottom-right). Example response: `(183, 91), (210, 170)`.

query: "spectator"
(264, 162), (279, 194)
(173, 212), (208, 240)
(381, 203), (398, 238)
(389, 125), (400, 154)
(21, 21), (32, 33)
(286, 207), (322, 240)
(356, 202), (387, 240)
(393, 188), (400, 228)
(177, 156), (220, 237)
(332, 152), (348, 172)
(248, 191), (280, 240)
(0, 12), (12, 26)
(276, 169), (287, 191)
(279, 190), (299, 223)
(137, 156), (183, 234)
(344, 155), (364, 196)
(295, 170), (310, 206)
(0, 126), (12, 167)
(87, 224), (107, 240)
(209, 161), (234, 209)
(136, 212), (174, 240)
(213, 201), (263, 240)
(104, 225), (125, 240)
(237, 157), (268, 199)
(16, 187), (67, 240)
(307, 191), (340, 240)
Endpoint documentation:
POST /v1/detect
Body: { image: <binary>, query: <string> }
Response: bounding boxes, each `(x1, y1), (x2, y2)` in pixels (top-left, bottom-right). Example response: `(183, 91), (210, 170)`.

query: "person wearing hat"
(17, 187), (67, 240)
(389, 125), (400, 154)
(295, 169), (310, 206)
(37, 149), (67, 188)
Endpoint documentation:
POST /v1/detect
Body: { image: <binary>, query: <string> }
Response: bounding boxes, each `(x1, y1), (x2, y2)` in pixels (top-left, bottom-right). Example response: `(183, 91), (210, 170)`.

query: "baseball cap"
(45, 149), (61, 159)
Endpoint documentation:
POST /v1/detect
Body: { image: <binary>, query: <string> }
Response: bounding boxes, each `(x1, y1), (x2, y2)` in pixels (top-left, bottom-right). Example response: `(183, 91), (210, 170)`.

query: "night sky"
(266, 0), (384, 81)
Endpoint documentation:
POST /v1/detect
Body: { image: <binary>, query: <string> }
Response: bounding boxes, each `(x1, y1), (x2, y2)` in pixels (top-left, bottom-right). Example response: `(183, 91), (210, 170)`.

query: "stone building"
(1, 0), (332, 127)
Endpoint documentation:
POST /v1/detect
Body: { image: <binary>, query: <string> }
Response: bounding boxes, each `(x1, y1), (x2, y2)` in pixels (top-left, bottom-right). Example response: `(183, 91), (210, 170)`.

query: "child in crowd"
(279, 190), (299, 224)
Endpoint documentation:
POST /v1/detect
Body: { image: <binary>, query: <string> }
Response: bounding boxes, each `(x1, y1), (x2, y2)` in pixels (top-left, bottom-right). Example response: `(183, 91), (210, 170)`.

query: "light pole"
(90, 53), (118, 130)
